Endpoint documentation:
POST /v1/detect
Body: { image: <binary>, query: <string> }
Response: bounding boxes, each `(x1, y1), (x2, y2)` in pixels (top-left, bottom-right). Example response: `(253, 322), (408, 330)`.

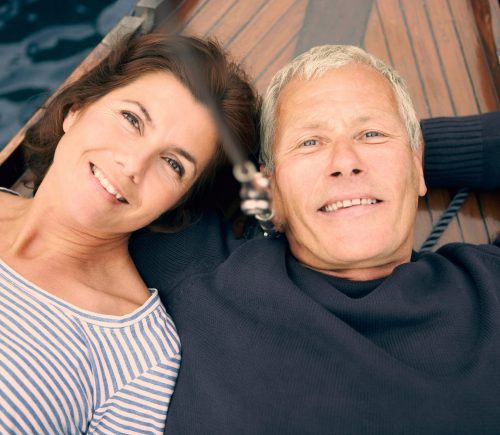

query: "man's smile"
(319, 197), (381, 212)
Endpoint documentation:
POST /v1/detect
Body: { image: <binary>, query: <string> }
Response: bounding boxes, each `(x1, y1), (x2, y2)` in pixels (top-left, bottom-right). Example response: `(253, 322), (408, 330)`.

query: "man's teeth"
(91, 165), (127, 202)
(321, 198), (377, 212)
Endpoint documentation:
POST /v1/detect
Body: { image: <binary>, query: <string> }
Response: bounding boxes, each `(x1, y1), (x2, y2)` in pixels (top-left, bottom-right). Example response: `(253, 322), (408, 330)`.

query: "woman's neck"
(2, 194), (130, 267)
(0, 193), (149, 315)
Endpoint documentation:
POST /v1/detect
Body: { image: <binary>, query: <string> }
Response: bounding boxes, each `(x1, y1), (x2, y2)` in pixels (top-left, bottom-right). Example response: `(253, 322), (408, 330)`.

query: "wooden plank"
(470, 0), (500, 94)
(457, 193), (490, 244)
(294, 0), (374, 55)
(427, 189), (465, 247)
(425, 0), (480, 115)
(400, 0), (455, 117)
(363, 3), (392, 64)
(448, 0), (499, 112)
(456, 192), (493, 246)
(375, 0), (429, 118)
(183, 0), (238, 36)
(254, 34), (299, 92)
(226, 0), (297, 62)
(173, 0), (206, 23)
(208, 0), (268, 43)
(240, 0), (308, 81)
(479, 191), (500, 241)
(156, 0), (209, 33)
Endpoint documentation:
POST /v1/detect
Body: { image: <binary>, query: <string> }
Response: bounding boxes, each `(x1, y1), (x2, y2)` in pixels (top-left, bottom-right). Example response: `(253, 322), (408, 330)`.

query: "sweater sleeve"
(129, 213), (234, 293)
(421, 111), (500, 190)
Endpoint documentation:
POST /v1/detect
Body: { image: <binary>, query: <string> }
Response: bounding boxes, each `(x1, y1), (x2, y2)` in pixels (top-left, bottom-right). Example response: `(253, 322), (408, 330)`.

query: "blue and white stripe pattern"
(0, 259), (181, 434)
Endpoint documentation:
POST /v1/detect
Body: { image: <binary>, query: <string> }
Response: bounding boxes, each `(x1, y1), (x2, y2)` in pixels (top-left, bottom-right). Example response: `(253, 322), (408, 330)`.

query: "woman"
(0, 32), (258, 434)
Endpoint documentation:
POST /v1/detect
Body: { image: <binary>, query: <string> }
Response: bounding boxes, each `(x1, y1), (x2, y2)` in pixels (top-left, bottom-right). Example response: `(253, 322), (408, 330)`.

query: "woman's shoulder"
(0, 187), (29, 220)
(0, 187), (25, 204)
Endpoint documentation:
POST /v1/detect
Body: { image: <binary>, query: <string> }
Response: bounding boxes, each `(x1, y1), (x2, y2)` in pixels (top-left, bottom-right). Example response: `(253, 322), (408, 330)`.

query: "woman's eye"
(164, 157), (184, 177)
(122, 111), (141, 131)
(302, 139), (318, 147)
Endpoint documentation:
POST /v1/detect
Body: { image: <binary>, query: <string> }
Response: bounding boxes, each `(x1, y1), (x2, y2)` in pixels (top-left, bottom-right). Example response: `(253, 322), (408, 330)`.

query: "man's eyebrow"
(355, 116), (373, 123)
(123, 99), (153, 124)
(292, 122), (325, 131)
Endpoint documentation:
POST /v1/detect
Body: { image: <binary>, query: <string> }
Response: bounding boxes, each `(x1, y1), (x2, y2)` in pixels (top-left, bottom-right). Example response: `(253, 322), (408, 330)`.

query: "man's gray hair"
(260, 45), (421, 169)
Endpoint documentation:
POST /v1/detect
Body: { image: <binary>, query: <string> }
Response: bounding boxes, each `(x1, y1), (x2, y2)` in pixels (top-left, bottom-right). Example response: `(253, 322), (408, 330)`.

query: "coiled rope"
(419, 188), (470, 253)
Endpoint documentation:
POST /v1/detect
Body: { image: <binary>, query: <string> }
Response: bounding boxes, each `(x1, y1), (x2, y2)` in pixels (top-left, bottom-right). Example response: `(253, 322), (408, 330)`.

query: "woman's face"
(47, 71), (218, 234)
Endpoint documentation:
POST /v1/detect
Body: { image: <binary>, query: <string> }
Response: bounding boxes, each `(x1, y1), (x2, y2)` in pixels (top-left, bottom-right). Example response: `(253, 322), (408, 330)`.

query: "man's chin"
(290, 237), (409, 279)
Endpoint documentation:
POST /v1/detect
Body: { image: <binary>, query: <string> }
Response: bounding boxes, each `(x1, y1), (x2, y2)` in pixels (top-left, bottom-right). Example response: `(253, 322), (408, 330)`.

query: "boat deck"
(164, 0), (500, 249)
(1, 0), (499, 249)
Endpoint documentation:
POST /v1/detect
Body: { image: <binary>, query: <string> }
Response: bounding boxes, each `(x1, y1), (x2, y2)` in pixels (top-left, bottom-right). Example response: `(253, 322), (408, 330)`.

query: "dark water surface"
(0, 0), (136, 150)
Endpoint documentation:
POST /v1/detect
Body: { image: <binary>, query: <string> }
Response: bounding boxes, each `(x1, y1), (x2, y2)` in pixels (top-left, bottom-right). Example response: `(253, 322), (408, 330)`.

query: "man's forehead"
(276, 66), (401, 126)
(279, 64), (394, 103)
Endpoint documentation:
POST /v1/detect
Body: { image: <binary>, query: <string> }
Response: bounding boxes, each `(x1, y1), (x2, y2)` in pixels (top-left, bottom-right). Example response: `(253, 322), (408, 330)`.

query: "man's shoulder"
(436, 238), (500, 256)
(414, 239), (500, 273)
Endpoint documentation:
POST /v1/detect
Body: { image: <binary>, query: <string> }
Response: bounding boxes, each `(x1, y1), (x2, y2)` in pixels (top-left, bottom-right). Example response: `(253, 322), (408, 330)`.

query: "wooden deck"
(162, 0), (500, 249)
(1, 0), (499, 249)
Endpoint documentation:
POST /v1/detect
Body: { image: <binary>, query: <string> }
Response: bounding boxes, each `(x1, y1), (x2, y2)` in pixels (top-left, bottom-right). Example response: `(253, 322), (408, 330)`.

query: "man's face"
(269, 64), (426, 279)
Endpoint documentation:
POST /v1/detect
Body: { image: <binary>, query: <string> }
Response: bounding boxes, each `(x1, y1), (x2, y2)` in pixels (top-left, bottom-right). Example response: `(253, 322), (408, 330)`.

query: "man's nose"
(328, 136), (364, 177)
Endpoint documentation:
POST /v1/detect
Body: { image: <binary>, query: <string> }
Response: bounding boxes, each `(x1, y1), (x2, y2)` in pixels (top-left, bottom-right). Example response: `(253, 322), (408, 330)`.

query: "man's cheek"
(270, 183), (287, 233)
(272, 200), (287, 232)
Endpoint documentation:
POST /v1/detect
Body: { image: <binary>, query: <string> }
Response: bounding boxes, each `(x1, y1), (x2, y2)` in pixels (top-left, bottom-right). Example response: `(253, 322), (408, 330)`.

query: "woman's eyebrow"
(172, 147), (197, 172)
(123, 99), (153, 124)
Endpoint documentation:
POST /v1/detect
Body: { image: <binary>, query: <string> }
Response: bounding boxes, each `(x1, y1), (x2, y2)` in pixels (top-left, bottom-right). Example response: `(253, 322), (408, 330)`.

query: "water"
(0, 0), (137, 150)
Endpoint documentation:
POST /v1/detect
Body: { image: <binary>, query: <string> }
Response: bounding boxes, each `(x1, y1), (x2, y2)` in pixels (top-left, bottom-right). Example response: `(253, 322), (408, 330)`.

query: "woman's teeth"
(91, 164), (127, 203)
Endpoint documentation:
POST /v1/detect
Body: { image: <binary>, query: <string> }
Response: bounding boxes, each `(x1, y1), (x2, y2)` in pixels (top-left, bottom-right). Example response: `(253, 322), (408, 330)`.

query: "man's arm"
(129, 212), (234, 294)
(422, 111), (500, 190)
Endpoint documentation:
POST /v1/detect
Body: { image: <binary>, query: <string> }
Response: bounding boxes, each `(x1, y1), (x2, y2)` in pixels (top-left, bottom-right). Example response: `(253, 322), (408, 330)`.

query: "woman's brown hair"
(22, 31), (260, 231)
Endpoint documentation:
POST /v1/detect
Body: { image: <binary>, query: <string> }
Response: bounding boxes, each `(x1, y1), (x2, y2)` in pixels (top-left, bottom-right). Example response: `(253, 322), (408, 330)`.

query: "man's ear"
(62, 105), (81, 133)
(259, 163), (271, 176)
(414, 140), (427, 197)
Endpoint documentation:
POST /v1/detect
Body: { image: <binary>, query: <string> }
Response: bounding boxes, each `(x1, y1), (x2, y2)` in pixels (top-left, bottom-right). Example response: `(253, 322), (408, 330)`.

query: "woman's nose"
(113, 146), (151, 183)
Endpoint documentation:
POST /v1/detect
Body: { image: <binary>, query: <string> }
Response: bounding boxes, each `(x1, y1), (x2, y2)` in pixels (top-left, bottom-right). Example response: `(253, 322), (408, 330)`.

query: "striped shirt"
(0, 258), (181, 434)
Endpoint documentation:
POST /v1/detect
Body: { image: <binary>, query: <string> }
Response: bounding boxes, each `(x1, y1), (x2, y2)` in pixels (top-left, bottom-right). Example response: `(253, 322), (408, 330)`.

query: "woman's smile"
(90, 163), (128, 203)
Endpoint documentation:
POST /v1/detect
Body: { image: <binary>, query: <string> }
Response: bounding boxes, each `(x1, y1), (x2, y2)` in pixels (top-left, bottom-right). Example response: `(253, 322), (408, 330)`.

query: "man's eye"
(302, 139), (318, 147)
(164, 157), (184, 177)
(122, 111), (141, 130)
(365, 131), (382, 138)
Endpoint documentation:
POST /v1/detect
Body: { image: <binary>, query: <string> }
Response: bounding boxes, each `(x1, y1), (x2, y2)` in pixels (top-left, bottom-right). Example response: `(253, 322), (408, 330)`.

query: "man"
(130, 45), (500, 434)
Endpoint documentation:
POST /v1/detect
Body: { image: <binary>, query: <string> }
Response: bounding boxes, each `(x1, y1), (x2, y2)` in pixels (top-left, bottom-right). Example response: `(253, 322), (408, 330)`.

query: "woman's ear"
(62, 105), (81, 133)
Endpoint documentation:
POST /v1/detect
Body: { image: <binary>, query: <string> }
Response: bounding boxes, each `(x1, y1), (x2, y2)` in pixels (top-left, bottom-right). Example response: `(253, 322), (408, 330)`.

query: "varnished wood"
(470, 0), (500, 94)
(238, 0), (308, 84)
(1, 0), (498, 248)
(294, 0), (373, 54)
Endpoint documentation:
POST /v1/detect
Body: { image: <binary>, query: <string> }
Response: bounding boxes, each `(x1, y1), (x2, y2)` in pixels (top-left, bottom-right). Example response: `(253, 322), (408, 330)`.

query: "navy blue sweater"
(130, 112), (500, 433)
(130, 218), (500, 434)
